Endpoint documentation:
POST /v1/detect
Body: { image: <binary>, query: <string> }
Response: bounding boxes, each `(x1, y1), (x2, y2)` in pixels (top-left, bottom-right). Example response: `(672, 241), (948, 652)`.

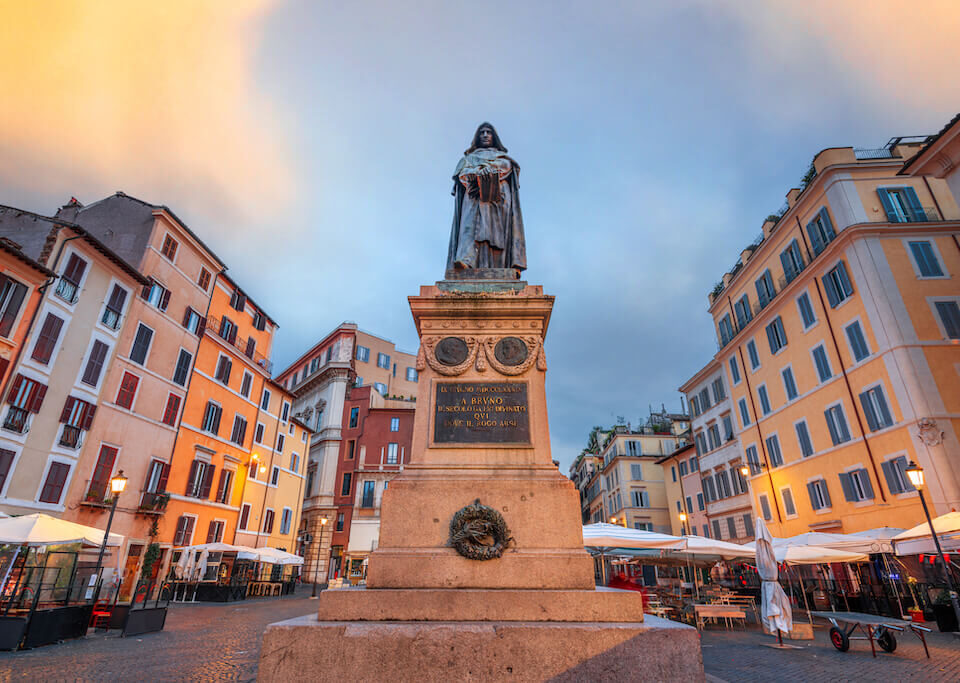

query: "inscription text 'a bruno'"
(434, 382), (530, 444)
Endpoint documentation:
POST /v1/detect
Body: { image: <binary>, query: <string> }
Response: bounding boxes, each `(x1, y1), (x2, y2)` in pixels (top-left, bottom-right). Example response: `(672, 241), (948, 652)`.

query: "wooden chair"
(89, 600), (113, 630)
(694, 603), (746, 631)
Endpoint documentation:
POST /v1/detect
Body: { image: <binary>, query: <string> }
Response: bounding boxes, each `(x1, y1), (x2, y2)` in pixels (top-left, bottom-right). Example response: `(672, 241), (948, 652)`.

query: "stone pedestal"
(260, 281), (704, 681)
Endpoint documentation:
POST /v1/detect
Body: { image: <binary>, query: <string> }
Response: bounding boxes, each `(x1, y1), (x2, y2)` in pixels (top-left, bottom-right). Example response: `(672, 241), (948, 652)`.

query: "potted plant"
(932, 590), (959, 632)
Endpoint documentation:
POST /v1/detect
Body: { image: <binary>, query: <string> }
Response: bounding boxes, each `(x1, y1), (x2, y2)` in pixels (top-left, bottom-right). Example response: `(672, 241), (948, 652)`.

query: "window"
(780, 239), (805, 283)
(679, 460), (688, 477)
(186, 460), (215, 498)
(361, 481), (376, 507)
(844, 322), (870, 362)
(201, 401), (222, 434)
(0, 275), (27, 337)
(240, 372), (252, 398)
(205, 520), (224, 544)
(722, 414), (734, 441)
(824, 404), (851, 445)
(377, 352), (390, 369)
(934, 301), (960, 339)
(727, 517), (737, 538)
(261, 389), (271, 411)
(697, 493), (704, 511)
(86, 445), (118, 500)
(4, 374), (47, 432)
(755, 269), (776, 308)
(255, 422), (265, 444)
(702, 476), (717, 503)
(160, 234), (178, 260)
(781, 487), (797, 516)
(631, 490), (649, 507)
(81, 340), (109, 386)
(162, 393), (181, 427)
(305, 465), (315, 497)
(859, 385), (894, 431)
(356, 345), (370, 362)
(711, 378), (725, 402)
(115, 372), (139, 409)
(797, 292), (817, 329)
(698, 387), (711, 412)
(708, 424), (721, 450)
(701, 524), (709, 537)
(215, 469), (234, 504)
(690, 396), (700, 417)
(173, 349), (192, 386)
(0, 448), (14, 494)
(218, 316), (237, 344)
(746, 340), (760, 370)
(198, 267), (211, 291)
(757, 385), (771, 416)
(795, 420), (814, 457)
(822, 261), (854, 308)
(173, 516), (196, 546)
(355, 377), (363, 386)
(734, 295), (752, 328)
(281, 401), (290, 422)
(729, 356), (741, 384)
(341, 472), (352, 496)
(718, 315), (734, 346)
(712, 519), (722, 539)
(230, 414), (247, 445)
(907, 240), (944, 277)
(143, 280), (170, 312)
(878, 186), (927, 222)
(280, 508), (292, 535)
(690, 456), (698, 472)
(387, 417), (400, 433)
(271, 466), (280, 486)
(765, 435), (783, 467)
(349, 407), (359, 429)
(230, 289), (246, 312)
(252, 310), (266, 331)
(738, 398), (751, 428)
(406, 367), (418, 382)
(374, 382), (387, 396)
(39, 462), (70, 503)
(214, 355), (232, 385)
(335, 513), (345, 532)
(346, 440), (355, 459)
(812, 345), (832, 382)
(882, 456), (916, 495)
(386, 443), (399, 464)
(671, 466), (677, 482)
(129, 324), (153, 366)
(56, 253), (87, 303)
(101, 285), (127, 329)
(290, 452), (299, 473)
(238, 504), (251, 530)
(766, 316), (787, 354)
(182, 307), (203, 335)
(276, 433), (285, 452)
(758, 494), (772, 521)
(807, 479), (831, 511)
(31, 313), (64, 364)
(262, 509), (274, 533)
(806, 207), (836, 256)
(782, 367), (798, 401)
(630, 464), (643, 480)
(839, 468), (874, 502)
(695, 432), (706, 456)
(745, 445), (761, 475)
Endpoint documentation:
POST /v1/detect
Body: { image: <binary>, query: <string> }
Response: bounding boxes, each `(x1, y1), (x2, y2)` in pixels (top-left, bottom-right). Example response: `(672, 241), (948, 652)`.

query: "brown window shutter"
(29, 383), (48, 413)
(141, 280), (153, 300)
(182, 306), (192, 328)
(160, 289), (171, 310)
(206, 521), (216, 544)
(197, 316), (206, 336)
(107, 285), (127, 311)
(245, 337), (255, 357)
(199, 464), (216, 498)
(6, 374), (24, 404)
(215, 470), (228, 502)
(63, 254), (87, 284)
(174, 516), (187, 545)
(60, 396), (76, 422)
(0, 358), (8, 383)
(157, 462), (170, 492)
(185, 460), (199, 495)
(82, 402), (97, 430)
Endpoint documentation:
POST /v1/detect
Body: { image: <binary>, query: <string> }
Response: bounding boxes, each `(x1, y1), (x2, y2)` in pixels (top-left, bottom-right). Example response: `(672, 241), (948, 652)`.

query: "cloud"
(0, 0), (294, 221)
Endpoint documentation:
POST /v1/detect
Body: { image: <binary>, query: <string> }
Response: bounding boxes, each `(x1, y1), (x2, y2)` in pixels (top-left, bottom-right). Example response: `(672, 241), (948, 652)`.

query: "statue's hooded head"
(466, 122), (507, 154)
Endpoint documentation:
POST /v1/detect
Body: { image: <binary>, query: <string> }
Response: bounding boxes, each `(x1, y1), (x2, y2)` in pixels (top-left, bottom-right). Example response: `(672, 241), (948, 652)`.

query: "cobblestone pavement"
(702, 623), (960, 682)
(0, 589), (316, 682)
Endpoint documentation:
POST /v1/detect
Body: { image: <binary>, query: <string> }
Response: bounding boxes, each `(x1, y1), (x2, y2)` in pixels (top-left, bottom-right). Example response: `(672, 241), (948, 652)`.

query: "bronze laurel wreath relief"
(449, 499), (513, 560)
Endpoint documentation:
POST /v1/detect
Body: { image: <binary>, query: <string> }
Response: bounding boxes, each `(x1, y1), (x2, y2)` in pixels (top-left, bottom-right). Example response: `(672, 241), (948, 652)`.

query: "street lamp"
(311, 517), (329, 599)
(679, 511), (688, 536)
(740, 465), (750, 477)
(904, 460), (960, 627)
(93, 470), (127, 603)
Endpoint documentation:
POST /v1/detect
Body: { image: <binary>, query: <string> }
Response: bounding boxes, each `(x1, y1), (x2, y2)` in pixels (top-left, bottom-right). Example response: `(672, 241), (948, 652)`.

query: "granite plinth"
(437, 279), (527, 293)
(315, 587), (644, 622)
(260, 614), (704, 683)
(443, 267), (521, 280)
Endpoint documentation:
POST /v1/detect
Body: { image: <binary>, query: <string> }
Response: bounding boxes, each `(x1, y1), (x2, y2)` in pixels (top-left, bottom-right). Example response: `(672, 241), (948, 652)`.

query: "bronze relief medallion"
(435, 336), (469, 366)
(494, 337), (528, 366)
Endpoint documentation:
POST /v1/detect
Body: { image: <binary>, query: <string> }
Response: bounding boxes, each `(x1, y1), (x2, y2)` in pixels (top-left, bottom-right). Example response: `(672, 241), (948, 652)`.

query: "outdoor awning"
(179, 542), (260, 560)
(772, 530), (902, 555)
(743, 540), (868, 565)
(582, 523), (684, 550)
(893, 511), (960, 556)
(679, 535), (755, 560)
(255, 547), (304, 566)
(0, 513), (123, 547)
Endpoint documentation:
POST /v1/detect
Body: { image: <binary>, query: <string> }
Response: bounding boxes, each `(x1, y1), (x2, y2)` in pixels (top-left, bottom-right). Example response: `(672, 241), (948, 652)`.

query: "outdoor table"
(811, 610), (932, 658)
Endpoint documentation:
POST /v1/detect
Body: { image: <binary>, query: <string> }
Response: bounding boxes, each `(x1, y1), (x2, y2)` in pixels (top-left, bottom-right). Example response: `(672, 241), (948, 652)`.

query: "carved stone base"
(444, 267), (521, 280)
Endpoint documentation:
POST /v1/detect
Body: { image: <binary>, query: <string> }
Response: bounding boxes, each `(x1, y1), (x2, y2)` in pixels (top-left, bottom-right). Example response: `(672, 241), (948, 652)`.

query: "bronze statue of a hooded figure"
(446, 123), (527, 275)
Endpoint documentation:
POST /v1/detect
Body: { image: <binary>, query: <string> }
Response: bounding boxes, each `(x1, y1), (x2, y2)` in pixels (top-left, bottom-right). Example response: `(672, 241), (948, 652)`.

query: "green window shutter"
(881, 460), (903, 495)
(807, 482), (820, 510)
(858, 469), (874, 499)
(859, 390), (879, 432)
(838, 472), (856, 501)
(877, 188), (897, 221)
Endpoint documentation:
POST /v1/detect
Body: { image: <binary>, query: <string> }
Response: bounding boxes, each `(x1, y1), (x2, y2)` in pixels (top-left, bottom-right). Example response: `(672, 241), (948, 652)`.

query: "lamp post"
(311, 517), (329, 599)
(93, 470), (127, 603)
(679, 512), (688, 537)
(904, 460), (960, 628)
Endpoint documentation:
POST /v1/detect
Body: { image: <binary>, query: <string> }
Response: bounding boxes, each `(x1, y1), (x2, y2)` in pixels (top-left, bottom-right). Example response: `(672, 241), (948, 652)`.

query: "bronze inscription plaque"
(434, 382), (530, 444)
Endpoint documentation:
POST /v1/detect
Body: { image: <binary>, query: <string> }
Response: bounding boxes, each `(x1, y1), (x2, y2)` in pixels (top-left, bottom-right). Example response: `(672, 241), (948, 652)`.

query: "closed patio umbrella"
(0, 513), (123, 547)
(755, 518), (792, 646)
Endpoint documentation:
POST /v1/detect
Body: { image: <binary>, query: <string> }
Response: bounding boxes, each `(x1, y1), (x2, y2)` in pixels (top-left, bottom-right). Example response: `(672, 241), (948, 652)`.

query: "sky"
(1, 1), (959, 471)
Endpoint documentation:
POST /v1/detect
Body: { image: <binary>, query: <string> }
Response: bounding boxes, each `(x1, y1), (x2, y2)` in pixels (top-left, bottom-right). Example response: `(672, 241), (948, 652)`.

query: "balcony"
(2, 406), (30, 434)
(854, 147), (898, 160)
(58, 425), (83, 449)
(881, 205), (942, 223)
(206, 315), (273, 374)
(138, 491), (170, 514)
(81, 480), (115, 509)
(54, 278), (79, 304)
(101, 306), (122, 330)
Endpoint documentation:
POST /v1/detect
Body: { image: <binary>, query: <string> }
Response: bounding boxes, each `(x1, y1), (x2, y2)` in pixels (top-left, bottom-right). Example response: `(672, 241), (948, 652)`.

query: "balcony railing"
(138, 491), (170, 514)
(101, 306), (122, 330)
(58, 425), (83, 449)
(854, 147), (898, 160)
(206, 315), (273, 374)
(882, 205), (942, 223)
(54, 278), (79, 304)
(2, 407), (30, 433)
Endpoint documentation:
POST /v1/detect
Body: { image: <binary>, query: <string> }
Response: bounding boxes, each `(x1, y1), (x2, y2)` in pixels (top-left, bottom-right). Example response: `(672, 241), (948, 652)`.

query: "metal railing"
(854, 147), (898, 160)
(58, 425), (83, 449)
(101, 306), (122, 330)
(880, 205), (942, 223)
(2, 406), (29, 433)
(139, 491), (170, 513)
(54, 279), (78, 304)
(206, 315), (273, 374)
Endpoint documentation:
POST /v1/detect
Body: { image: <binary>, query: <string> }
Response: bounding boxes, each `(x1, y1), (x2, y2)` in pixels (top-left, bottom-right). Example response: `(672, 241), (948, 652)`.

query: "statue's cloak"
(447, 147), (527, 272)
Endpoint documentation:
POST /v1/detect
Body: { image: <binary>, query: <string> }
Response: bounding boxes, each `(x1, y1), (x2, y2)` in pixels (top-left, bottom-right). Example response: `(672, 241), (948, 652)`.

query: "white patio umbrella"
(256, 547), (305, 566)
(755, 517), (792, 644)
(680, 535), (756, 560)
(195, 549), (210, 580)
(893, 511), (960, 556)
(582, 523), (684, 549)
(0, 512), (123, 547)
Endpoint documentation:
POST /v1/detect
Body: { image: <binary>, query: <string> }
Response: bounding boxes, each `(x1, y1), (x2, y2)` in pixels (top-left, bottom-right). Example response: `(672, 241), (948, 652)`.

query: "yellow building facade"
(705, 126), (960, 538)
